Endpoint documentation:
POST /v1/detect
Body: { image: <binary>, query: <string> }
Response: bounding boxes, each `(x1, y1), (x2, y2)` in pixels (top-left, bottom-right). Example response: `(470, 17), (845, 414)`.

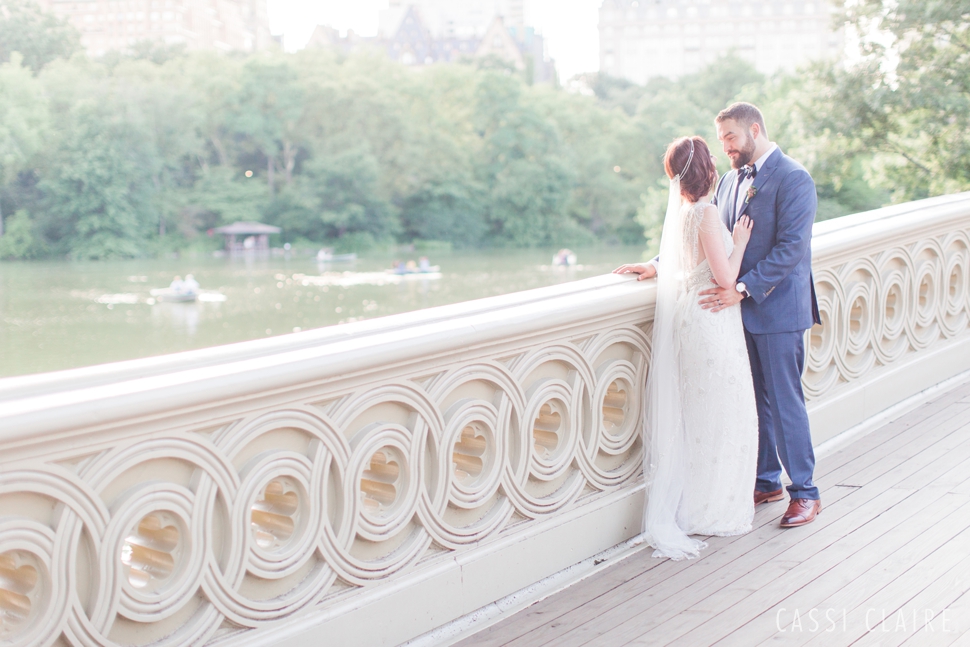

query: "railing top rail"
(812, 192), (970, 261)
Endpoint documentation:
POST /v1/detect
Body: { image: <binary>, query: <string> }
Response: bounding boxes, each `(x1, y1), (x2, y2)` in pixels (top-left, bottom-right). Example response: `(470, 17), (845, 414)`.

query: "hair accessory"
(682, 139), (695, 176)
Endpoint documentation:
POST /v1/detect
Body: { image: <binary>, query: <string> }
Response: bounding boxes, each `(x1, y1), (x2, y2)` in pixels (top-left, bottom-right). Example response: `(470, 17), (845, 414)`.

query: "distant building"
(380, 0), (525, 39)
(306, 2), (555, 84)
(37, 0), (273, 57)
(598, 0), (843, 83)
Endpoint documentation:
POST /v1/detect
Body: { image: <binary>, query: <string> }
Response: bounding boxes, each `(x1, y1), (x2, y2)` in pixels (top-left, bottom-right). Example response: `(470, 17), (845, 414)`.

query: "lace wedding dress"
(678, 201), (758, 535)
(639, 193), (758, 560)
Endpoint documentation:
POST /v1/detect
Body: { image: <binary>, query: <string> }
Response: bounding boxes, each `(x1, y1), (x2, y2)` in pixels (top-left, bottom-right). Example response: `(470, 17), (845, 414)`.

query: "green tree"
(38, 99), (155, 259)
(0, 209), (37, 258)
(678, 53), (765, 117)
(582, 72), (645, 117)
(179, 166), (269, 234)
(109, 58), (205, 237)
(0, 54), (48, 236)
(474, 72), (583, 246)
(228, 56), (306, 197)
(811, 0), (970, 201)
(0, 0), (80, 73)
(300, 147), (397, 243)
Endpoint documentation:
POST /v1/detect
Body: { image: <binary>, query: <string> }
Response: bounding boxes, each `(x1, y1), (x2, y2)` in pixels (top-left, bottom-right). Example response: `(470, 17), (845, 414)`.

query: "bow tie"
(737, 165), (757, 182)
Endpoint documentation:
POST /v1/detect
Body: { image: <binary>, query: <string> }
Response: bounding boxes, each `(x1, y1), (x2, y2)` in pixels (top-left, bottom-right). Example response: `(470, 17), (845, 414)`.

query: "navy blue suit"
(714, 147), (822, 500)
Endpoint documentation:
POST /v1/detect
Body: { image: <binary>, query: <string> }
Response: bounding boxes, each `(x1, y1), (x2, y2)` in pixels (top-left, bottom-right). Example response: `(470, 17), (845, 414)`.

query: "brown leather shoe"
(780, 498), (821, 528)
(754, 489), (784, 506)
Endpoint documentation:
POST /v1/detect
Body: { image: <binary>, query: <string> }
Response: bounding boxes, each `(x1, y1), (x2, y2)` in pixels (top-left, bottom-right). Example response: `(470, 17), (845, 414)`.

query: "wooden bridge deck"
(455, 378), (970, 647)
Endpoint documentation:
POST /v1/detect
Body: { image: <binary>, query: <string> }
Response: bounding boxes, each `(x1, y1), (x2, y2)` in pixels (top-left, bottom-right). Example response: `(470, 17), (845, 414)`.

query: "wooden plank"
(821, 404), (970, 487)
(896, 436), (970, 490)
(709, 491), (970, 646)
(629, 489), (968, 647)
(480, 485), (859, 647)
(550, 487), (913, 647)
(661, 431), (970, 646)
(460, 493), (812, 647)
(450, 549), (667, 647)
(577, 422), (970, 644)
(455, 509), (788, 647)
(844, 531), (970, 647)
(816, 389), (970, 479)
(949, 475), (970, 496)
(939, 457), (970, 492)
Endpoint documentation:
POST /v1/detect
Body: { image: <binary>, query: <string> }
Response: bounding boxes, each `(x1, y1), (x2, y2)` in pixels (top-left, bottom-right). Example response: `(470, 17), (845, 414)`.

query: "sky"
(266, 0), (603, 80)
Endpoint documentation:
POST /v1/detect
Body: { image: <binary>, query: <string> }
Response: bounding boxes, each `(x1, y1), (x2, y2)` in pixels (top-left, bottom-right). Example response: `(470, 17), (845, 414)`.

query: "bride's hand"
(733, 215), (753, 248)
(613, 263), (657, 281)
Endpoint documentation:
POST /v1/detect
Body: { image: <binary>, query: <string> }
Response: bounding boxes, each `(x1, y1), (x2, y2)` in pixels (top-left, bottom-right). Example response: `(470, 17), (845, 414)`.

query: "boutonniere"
(745, 186), (758, 204)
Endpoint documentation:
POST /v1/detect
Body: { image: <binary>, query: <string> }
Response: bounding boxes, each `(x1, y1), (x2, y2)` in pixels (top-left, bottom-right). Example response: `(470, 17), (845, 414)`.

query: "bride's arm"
(698, 205), (753, 288)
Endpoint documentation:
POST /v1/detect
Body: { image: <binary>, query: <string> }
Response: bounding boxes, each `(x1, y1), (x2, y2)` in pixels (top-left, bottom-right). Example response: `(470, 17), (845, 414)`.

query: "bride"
(614, 136), (759, 560)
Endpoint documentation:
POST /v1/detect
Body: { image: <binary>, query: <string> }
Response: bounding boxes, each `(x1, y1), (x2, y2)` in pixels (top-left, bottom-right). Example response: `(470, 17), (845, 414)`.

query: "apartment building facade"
(37, 0), (272, 56)
(599, 0), (843, 83)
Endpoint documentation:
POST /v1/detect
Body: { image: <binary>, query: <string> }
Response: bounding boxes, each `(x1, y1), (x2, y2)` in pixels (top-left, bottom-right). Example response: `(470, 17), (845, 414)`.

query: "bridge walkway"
(456, 377), (970, 647)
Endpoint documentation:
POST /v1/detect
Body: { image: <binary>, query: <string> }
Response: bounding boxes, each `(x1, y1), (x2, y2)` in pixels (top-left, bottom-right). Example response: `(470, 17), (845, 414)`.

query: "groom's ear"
(750, 122), (762, 140)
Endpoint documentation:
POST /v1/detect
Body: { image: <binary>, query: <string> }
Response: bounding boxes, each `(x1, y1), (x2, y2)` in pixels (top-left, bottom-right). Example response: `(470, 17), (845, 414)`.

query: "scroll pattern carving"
(805, 232), (970, 399)
(0, 328), (648, 646)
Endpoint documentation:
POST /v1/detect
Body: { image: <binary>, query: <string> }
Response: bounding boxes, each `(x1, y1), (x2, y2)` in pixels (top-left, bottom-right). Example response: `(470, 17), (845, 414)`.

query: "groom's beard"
(729, 134), (757, 169)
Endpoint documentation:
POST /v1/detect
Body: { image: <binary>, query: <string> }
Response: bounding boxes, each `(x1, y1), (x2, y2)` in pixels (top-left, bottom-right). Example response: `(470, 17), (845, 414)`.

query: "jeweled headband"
(681, 138), (695, 176)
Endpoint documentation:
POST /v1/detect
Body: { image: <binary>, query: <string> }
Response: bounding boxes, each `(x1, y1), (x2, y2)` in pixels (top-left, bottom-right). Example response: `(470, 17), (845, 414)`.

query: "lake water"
(0, 246), (645, 378)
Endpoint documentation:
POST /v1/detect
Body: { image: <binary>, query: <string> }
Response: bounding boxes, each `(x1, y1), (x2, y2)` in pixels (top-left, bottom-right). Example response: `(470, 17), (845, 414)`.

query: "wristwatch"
(736, 281), (750, 299)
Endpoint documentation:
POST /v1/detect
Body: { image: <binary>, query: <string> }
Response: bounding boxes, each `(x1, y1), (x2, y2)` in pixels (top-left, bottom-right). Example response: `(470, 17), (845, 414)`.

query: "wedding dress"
(639, 180), (758, 560)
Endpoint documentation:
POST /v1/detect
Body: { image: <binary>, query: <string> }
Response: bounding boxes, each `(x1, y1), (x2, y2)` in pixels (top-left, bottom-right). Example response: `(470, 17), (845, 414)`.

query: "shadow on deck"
(455, 377), (970, 647)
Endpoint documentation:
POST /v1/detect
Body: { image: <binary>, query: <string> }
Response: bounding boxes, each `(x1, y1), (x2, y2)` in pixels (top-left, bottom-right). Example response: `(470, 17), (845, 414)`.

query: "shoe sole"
(780, 505), (822, 528)
(754, 492), (785, 506)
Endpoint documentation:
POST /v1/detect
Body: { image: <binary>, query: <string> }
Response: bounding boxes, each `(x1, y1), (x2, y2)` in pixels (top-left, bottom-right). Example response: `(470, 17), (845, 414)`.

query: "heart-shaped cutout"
(0, 553), (38, 624)
(453, 425), (487, 482)
(361, 450), (400, 512)
(251, 479), (300, 550)
(122, 513), (180, 590)
(533, 403), (561, 458)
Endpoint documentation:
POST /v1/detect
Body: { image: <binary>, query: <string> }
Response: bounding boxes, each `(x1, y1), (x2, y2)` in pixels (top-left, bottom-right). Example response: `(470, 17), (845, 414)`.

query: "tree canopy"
(0, 0), (965, 260)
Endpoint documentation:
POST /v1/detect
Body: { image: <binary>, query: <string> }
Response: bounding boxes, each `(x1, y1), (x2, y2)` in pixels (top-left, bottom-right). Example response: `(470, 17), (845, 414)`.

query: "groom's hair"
(716, 102), (768, 138)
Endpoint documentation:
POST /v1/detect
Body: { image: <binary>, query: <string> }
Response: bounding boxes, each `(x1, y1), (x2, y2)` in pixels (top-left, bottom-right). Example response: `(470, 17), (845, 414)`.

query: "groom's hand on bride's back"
(613, 263), (657, 281)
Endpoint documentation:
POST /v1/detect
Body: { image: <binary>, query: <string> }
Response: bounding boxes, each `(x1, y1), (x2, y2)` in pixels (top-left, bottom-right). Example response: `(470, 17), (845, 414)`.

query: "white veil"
(639, 150), (707, 560)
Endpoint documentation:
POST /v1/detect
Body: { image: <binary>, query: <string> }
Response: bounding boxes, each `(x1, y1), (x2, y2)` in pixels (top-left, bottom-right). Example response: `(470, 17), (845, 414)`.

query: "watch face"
(736, 282), (746, 293)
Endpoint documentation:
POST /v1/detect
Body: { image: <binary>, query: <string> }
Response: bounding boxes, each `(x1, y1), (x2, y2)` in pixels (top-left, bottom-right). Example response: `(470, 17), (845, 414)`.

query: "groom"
(703, 102), (822, 527)
(625, 102), (823, 528)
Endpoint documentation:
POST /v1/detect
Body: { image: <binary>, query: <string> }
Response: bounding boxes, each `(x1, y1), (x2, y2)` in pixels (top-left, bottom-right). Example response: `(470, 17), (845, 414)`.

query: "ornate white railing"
(0, 192), (969, 647)
(805, 193), (970, 437)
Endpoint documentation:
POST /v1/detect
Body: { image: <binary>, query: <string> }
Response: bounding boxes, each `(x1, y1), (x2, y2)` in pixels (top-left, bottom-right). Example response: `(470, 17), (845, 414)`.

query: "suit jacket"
(713, 146), (822, 334)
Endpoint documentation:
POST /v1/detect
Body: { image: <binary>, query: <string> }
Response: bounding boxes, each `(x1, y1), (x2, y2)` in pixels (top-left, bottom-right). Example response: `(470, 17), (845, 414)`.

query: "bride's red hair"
(664, 136), (718, 203)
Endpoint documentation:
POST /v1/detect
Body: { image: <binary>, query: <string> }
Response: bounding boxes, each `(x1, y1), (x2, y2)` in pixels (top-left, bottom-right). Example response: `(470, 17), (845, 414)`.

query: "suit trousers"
(744, 329), (820, 500)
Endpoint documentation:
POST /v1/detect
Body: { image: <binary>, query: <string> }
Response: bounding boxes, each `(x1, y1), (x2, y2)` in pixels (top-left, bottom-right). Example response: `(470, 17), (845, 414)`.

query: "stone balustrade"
(1, 192), (969, 647)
